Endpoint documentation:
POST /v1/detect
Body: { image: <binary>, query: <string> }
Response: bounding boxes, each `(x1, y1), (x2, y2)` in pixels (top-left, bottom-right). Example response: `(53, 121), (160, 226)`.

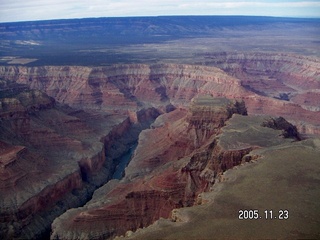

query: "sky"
(0, 0), (320, 23)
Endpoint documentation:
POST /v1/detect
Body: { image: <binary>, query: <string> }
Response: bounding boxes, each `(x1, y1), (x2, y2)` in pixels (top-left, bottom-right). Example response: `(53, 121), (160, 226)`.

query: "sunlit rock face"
(50, 97), (266, 240)
(0, 51), (319, 239)
(202, 52), (320, 134)
(1, 54), (319, 134)
(0, 64), (244, 110)
(0, 80), (158, 239)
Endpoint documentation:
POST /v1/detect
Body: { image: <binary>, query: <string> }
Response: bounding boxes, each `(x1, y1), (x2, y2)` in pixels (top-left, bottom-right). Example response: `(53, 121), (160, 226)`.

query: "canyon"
(1, 54), (319, 135)
(0, 51), (319, 239)
(0, 78), (160, 239)
(0, 16), (319, 239)
(51, 95), (310, 239)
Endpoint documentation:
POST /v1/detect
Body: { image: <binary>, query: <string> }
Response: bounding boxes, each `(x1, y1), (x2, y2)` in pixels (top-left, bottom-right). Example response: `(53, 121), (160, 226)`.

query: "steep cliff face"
(0, 64), (244, 110)
(117, 137), (320, 240)
(290, 91), (320, 112)
(202, 52), (320, 134)
(1, 54), (319, 135)
(52, 97), (288, 240)
(0, 52), (319, 238)
(261, 116), (301, 140)
(0, 80), (160, 239)
(203, 52), (320, 92)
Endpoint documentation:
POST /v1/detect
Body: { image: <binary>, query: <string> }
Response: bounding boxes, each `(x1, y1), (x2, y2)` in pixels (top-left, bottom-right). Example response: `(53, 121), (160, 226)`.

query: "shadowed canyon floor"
(0, 16), (320, 239)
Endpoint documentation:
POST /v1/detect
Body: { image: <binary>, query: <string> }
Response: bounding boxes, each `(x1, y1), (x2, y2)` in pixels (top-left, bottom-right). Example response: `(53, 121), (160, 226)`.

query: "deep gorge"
(112, 144), (138, 180)
(0, 52), (319, 239)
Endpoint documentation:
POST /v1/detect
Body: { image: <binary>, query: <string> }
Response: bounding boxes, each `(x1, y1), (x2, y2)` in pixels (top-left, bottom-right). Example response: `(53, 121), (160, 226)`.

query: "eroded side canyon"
(1, 52), (319, 134)
(0, 52), (319, 239)
(0, 80), (160, 239)
(50, 97), (304, 239)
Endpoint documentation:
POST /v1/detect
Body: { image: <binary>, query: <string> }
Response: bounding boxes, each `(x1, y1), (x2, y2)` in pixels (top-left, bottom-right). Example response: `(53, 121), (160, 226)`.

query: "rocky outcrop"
(201, 52), (320, 134)
(0, 52), (319, 238)
(0, 64), (244, 110)
(116, 137), (320, 240)
(290, 91), (320, 112)
(202, 52), (320, 92)
(50, 97), (272, 239)
(261, 116), (301, 140)
(1, 54), (319, 135)
(0, 80), (161, 239)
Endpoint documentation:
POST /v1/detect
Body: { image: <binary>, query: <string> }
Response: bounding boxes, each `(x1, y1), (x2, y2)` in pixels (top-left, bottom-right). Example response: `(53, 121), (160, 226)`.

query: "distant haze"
(1, 0), (320, 23)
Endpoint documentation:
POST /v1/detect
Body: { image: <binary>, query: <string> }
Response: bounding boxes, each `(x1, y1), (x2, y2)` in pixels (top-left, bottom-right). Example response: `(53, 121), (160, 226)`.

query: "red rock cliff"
(50, 97), (254, 239)
(1, 55), (319, 134)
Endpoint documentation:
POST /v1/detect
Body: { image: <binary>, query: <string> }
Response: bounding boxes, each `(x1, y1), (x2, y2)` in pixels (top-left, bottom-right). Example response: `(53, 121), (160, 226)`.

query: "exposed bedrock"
(202, 52), (320, 92)
(0, 53), (319, 134)
(202, 52), (320, 132)
(261, 116), (301, 140)
(0, 52), (319, 238)
(0, 81), (160, 239)
(0, 64), (244, 109)
(51, 97), (292, 240)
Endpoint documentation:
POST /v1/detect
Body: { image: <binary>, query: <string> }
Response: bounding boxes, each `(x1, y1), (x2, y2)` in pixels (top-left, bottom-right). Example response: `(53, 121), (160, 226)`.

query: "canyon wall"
(202, 52), (320, 134)
(0, 80), (159, 239)
(0, 52), (319, 238)
(51, 97), (297, 239)
(1, 53), (319, 134)
(0, 64), (244, 110)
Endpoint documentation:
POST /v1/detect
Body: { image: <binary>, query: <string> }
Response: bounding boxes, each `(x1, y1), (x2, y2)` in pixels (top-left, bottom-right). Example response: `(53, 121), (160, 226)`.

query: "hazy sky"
(1, 0), (320, 22)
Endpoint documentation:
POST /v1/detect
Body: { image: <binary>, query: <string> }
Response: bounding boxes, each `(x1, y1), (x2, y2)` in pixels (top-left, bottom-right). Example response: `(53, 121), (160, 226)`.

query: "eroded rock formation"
(202, 52), (320, 134)
(0, 80), (159, 239)
(50, 96), (299, 239)
(261, 116), (301, 140)
(1, 53), (319, 135)
(0, 51), (319, 239)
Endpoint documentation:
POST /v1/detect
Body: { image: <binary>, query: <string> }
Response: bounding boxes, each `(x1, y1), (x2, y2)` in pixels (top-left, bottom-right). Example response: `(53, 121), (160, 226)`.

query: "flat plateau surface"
(0, 16), (319, 66)
(121, 138), (320, 239)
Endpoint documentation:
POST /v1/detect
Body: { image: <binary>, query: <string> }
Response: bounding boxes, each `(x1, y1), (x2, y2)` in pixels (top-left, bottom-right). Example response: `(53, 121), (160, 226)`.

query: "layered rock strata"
(115, 119), (320, 240)
(0, 81), (159, 239)
(50, 97), (298, 239)
(201, 52), (320, 134)
(1, 53), (319, 135)
(0, 51), (319, 238)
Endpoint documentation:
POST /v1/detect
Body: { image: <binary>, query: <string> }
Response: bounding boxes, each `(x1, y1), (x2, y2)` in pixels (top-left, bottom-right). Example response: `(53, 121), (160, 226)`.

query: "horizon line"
(1, 14), (320, 24)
